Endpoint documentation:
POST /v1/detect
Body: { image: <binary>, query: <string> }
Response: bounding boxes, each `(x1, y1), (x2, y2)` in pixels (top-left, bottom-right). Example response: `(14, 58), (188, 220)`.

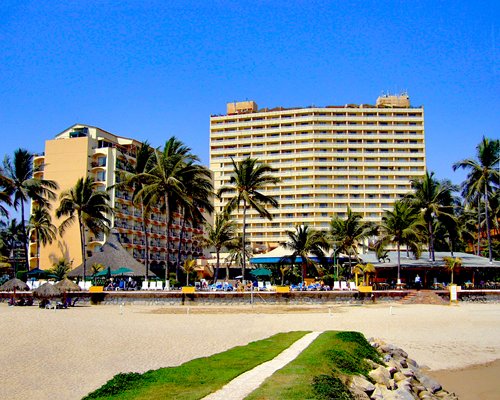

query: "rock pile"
(347, 339), (458, 400)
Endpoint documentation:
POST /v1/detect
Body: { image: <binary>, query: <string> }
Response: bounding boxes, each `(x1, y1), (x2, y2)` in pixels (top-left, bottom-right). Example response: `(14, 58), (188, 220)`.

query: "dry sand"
(0, 302), (499, 400)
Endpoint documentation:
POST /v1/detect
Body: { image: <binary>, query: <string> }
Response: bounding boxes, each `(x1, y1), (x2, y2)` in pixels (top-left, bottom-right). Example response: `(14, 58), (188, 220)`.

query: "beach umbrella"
(33, 282), (61, 298)
(54, 278), (81, 292)
(0, 278), (29, 292)
(112, 267), (134, 276)
(250, 268), (272, 278)
(27, 267), (50, 279)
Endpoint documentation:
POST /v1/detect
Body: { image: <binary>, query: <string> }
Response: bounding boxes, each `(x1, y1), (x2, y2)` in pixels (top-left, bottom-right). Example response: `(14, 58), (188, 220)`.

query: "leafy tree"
(225, 234), (252, 280)
(283, 225), (328, 284)
(329, 207), (375, 268)
(29, 205), (57, 269)
(174, 163), (213, 280)
(136, 137), (196, 282)
(56, 177), (112, 281)
(49, 257), (71, 281)
(377, 200), (423, 283)
(219, 157), (279, 281)
(2, 149), (58, 270)
(182, 257), (197, 286)
(443, 256), (462, 284)
(199, 212), (236, 283)
(453, 137), (499, 262)
(404, 172), (456, 262)
(114, 141), (153, 278)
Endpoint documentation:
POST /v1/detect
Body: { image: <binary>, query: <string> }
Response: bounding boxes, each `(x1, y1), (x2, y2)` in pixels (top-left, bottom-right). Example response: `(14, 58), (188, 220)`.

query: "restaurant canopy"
(250, 245), (350, 265)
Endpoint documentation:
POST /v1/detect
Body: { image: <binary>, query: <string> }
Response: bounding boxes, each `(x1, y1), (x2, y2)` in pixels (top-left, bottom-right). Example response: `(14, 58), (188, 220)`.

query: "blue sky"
(1, 0), (498, 185)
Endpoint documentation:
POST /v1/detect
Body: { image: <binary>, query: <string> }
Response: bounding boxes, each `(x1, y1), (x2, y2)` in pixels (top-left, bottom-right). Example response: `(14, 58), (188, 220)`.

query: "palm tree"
(453, 137), (499, 262)
(175, 163), (213, 280)
(29, 205), (57, 269)
(136, 137), (196, 283)
(377, 200), (423, 283)
(225, 234), (252, 280)
(0, 218), (23, 274)
(218, 157), (279, 281)
(0, 168), (13, 218)
(56, 177), (112, 281)
(114, 142), (153, 278)
(2, 149), (58, 270)
(443, 256), (462, 284)
(404, 172), (456, 262)
(199, 212), (236, 283)
(329, 207), (375, 269)
(182, 257), (197, 286)
(283, 225), (327, 285)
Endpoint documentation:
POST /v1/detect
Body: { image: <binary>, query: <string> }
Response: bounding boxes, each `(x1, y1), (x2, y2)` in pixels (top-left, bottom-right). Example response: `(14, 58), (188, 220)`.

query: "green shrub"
(336, 331), (380, 362)
(312, 374), (353, 400)
(83, 372), (153, 399)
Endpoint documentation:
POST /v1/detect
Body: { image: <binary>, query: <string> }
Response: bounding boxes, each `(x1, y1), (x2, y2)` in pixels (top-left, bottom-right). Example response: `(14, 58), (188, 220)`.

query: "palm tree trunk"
(164, 194), (169, 286)
(484, 186), (493, 262)
(141, 203), (149, 280)
(20, 200), (30, 271)
(242, 199), (247, 282)
(301, 261), (306, 285)
(36, 233), (40, 270)
(79, 217), (87, 282)
(428, 220), (435, 261)
(397, 242), (401, 283)
(176, 209), (186, 281)
(477, 197), (481, 256)
(214, 248), (220, 284)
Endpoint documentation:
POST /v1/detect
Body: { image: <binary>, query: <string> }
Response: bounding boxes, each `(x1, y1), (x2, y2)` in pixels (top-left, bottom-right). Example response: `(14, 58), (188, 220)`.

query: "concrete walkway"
(202, 331), (322, 400)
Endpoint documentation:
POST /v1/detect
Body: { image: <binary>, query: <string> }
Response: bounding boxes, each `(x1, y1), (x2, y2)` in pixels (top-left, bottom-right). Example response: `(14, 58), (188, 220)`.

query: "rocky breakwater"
(347, 339), (458, 400)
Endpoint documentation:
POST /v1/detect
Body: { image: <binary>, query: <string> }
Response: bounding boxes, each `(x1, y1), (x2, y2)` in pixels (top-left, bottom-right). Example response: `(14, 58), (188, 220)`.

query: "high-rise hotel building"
(30, 124), (204, 270)
(210, 94), (426, 252)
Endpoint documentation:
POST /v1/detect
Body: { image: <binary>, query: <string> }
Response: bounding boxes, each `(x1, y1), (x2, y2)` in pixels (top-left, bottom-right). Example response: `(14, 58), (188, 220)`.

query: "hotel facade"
(210, 94), (426, 252)
(30, 125), (204, 271)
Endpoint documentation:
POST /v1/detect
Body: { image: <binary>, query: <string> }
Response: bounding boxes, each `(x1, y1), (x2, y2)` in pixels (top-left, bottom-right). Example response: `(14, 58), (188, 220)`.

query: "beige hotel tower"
(30, 125), (204, 271)
(210, 94), (426, 252)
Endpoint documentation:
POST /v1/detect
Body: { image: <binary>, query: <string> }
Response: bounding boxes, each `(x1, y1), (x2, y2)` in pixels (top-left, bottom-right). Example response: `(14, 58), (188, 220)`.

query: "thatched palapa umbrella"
(55, 278), (80, 292)
(33, 282), (61, 298)
(0, 278), (29, 292)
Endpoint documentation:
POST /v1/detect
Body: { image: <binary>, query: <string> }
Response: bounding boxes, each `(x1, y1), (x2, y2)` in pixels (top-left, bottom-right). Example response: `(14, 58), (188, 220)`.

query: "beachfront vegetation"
(219, 156), (280, 281)
(199, 211), (236, 282)
(83, 331), (307, 400)
(283, 224), (328, 284)
(56, 177), (112, 281)
(29, 205), (57, 270)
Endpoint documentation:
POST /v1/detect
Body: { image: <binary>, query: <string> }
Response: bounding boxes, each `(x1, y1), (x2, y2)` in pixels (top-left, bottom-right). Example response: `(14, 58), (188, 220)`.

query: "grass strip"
(83, 331), (308, 400)
(245, 331), (379, 400)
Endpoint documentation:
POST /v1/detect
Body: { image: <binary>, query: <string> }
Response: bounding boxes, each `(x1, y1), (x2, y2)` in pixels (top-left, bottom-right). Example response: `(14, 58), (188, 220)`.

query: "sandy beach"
(0, 302), (499, 399)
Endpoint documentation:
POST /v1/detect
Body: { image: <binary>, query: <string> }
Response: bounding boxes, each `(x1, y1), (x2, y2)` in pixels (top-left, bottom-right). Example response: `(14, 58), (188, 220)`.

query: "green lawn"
(245, 331), (379, 400)
(83, 331), (308, 400)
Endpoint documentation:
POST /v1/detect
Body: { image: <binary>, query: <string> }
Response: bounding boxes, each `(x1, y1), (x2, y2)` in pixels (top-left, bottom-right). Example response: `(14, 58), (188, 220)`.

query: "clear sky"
(1, 0), (498, 185)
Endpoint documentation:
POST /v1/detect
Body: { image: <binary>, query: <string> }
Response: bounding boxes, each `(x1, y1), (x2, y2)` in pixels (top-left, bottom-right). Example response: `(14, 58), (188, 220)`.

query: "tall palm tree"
(29, 205), (57, 269)
(453, 137), (499, 262)
(377, 200), (423, 283)
(329, 207), (375, 269)
(2, 149), (58, 270)
(404, 172), (456, 262)
(56, 177), (112, 281)
(0, 219), (23, 274)
(283, 225), (327, 285)
(225, 234), (252, 280)
(175, 163), (213, 280)
(136, 137), (196, 282)
(182, 257), (197, 286)
(199, 212), (236, 283)
(0, 168), (13, 218)
(114, 142), (153, 278)
(218, 157), (279, 281)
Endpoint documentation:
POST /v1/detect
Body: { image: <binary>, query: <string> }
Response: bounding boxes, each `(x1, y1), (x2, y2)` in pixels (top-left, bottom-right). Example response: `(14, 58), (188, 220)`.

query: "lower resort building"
(30, 124), (204, 273)
(210, 94), (426, 252)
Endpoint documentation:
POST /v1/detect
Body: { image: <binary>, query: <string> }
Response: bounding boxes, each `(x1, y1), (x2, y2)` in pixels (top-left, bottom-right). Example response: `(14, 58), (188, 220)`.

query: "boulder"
(370, 383), (391, 399)
(369, 366), (391, 387)
(391, 387), (417, 400)
(350, 375), (376, 393)
(349, 385), (371, 400)
(393, 372), (407, 382)
(418, 375), (442, 394)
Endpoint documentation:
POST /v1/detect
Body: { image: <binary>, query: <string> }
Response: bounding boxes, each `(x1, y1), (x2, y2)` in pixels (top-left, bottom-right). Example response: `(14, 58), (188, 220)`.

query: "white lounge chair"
(349, 282), (357, 290)
(155, 281), (163, 290)
(258, 281), (264, 291)
(141, 280), (149, 290)
(333, 281), (341, 290)
(26, 281), (33, 290)
(340, 281), (348, 290)
(84, 281), (92, 290)
(265, 281), (272, 290)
